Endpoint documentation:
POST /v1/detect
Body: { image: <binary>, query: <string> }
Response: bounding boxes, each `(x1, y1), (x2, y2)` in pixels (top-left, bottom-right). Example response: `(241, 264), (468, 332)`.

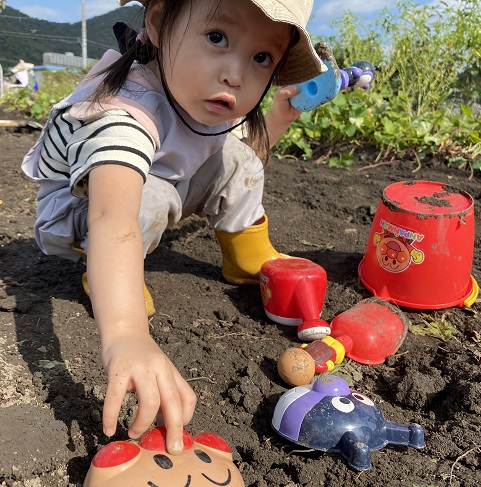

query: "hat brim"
(247, 0), (326, 85)
(276, 29), (326, 85)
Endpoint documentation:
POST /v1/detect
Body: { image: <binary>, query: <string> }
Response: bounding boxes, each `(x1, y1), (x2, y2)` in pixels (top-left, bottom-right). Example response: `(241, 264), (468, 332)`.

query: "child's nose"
(220, 61), (243, 88)
(223, 72), (241, 88)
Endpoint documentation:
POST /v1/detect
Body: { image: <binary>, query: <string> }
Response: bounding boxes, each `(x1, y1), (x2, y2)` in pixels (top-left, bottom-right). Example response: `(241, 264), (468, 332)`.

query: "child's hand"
(100, 331), (197, 455)
(270, 85), (302, 125)
(264, 85), (302, 149)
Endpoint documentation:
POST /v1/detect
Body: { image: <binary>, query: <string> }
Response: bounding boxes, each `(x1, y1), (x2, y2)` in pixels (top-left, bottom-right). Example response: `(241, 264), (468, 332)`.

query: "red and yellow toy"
(276, 298), (410, 387)
(301, 335), (353, 373)
(83, 425), (245, 487)
(277, 335), (352, 387)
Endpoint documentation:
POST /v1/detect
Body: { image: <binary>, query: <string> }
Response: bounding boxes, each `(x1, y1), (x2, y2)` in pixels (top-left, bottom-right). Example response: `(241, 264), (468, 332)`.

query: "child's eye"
(254, 52), (272, 67)
(207, 31), (227, 47)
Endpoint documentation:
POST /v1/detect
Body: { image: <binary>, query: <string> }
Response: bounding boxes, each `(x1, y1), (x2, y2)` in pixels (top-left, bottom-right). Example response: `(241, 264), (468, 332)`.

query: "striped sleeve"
(38, 109), (80, 181)
(68, 110), (156, 197)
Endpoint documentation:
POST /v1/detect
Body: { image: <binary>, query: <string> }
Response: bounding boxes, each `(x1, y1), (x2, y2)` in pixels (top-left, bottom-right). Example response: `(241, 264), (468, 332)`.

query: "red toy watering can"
(260, 258), (330, 341)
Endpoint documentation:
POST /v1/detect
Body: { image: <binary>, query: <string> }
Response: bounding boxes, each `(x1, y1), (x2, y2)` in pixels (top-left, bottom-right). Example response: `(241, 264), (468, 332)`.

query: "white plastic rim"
(264, 309), (301, 327)
(264, 310), (323, 327)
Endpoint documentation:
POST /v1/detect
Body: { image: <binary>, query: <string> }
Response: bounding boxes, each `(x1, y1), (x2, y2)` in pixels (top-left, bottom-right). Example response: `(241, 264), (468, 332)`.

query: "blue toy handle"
(289, 58), (341, 112)
(290, 58), (379, 112)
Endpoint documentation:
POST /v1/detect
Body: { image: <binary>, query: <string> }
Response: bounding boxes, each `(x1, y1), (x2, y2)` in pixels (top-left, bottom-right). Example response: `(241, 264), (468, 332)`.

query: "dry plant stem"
(181, 227), (209, 245)
(449, 445), (481, 486)
(185, 377), (216, 384)
(357, 160), (400, 171)
(207, 332), (273, 341)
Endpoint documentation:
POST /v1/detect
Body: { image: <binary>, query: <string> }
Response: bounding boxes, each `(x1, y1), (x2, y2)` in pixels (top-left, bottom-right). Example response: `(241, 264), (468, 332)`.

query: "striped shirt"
(38, 107), (156, 197)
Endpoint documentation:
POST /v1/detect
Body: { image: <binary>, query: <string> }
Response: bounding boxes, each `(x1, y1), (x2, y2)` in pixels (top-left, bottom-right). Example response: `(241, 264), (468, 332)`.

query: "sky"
(6, 0), (438, 35)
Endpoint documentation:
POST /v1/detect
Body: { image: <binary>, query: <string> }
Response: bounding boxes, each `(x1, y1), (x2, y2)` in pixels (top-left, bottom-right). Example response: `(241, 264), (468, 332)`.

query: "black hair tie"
(113, 22), (156, 64)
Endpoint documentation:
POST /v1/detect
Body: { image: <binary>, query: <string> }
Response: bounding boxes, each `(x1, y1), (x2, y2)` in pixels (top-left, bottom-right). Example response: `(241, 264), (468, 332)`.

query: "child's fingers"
(276, 84), (300, 100)
(127, 374), (161, 439)
(157, 373), (187, 455)
(174, 368), (197, 425)
(154, 372), (196, 445)
(102, 377), (128, 437)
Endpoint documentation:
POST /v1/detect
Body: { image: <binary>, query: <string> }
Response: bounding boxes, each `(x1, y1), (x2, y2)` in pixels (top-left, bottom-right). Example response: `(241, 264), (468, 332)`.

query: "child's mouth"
(206, 98), (233, 113)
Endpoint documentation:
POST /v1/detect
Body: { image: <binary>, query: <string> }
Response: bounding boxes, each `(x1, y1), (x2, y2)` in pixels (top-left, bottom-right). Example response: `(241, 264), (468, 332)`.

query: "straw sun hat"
(117, 0), (326, 85)
(10, 59), (35, 73)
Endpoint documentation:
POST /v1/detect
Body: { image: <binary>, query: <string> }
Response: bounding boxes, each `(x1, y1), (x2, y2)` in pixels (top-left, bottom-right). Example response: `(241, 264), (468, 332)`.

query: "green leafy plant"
(1, 69), (83, 119)
(409, 313), (458, 342)
(269, 0), (481, 176)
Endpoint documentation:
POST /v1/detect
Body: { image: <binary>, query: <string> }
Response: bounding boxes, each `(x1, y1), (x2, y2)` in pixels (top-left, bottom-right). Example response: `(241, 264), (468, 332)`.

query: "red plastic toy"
(260, 258), (331, 341)
(276, 299), (409, 386)
(359, 180), (479, 309)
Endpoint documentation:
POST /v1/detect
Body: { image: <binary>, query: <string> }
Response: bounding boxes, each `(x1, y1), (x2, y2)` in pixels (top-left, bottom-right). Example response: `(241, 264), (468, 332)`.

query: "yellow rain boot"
(73, 246), (155, 316)
(215, 214), (289, 285)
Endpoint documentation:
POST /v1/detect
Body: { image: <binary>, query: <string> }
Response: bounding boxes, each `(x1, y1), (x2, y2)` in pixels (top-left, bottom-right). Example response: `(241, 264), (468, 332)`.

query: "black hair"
(89, 0), (298, 162)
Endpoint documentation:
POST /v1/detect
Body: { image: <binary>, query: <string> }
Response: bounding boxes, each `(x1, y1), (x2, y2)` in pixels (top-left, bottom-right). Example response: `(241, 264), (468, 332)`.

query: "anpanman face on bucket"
(375, 233), (423, 273)
(359, 180), (479, 310)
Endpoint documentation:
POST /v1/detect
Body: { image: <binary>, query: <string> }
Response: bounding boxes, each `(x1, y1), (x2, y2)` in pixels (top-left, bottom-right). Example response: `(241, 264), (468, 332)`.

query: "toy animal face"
(272, 376), (425, 471)
(272, 382), (387, 450)
(297, 392), (386, 450)
(83, 426), (245, 487)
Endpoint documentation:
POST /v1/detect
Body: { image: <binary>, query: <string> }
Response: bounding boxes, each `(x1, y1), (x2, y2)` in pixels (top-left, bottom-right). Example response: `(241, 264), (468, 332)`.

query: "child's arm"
(264, 85), (302, 149)
(86, 163), (196, 454)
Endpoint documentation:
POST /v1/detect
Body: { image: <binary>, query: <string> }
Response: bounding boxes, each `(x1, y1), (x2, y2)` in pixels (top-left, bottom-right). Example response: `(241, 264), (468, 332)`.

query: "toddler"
(22, 0), (325, 454)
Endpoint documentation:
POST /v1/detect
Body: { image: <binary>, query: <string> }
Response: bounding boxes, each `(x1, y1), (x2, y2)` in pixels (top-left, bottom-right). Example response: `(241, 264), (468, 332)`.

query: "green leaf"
(349, 115), (366, 128)
(382, 117), (398, 135)
(460, 104), (473, 116)
(472, 157), (481, 169)
(409, 319), (458, 342)
(38, 360), (66, 370)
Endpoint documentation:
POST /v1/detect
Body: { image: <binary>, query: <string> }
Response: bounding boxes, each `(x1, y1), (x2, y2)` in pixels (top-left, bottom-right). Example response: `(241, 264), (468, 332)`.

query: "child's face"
(158, 0), (292, 126)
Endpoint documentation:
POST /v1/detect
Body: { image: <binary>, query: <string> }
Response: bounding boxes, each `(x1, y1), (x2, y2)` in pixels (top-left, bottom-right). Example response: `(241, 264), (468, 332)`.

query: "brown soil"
(1, 119), (480, 487)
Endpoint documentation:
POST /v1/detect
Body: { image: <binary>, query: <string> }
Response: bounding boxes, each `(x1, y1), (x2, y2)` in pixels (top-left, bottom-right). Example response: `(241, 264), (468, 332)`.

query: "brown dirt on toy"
(1, 115), (481, 486)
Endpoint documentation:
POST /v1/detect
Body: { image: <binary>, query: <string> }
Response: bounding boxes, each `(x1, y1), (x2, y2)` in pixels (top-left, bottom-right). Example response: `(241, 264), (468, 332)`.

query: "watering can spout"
(294, 276), (323, 322)
(259, 258), (328, 337)
(294, 276), (330, 341)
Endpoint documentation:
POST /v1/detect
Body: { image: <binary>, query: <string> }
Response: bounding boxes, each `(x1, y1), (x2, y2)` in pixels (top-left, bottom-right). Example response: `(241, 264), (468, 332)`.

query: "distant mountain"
(0, 5), (143, 70)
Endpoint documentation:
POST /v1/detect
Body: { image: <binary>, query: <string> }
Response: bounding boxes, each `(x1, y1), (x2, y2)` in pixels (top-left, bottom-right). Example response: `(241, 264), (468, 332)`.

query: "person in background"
(4, 59), (37, 90)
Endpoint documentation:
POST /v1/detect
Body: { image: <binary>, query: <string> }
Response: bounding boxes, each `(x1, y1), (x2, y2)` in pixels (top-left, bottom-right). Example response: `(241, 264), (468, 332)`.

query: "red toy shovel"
(330, 298), (409, 364)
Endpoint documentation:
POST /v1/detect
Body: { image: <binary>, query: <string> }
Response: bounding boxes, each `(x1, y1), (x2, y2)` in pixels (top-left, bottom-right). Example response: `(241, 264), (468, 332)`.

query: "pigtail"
(245, 107), (270, 164)
(89, 46), (136, 103)
(88, 19), (157, 104)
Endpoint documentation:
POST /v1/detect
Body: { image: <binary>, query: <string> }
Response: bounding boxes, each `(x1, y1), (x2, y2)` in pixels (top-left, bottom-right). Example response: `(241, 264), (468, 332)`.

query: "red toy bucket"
(359, 181), (478, 309)
(260, 258), (327, 326)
